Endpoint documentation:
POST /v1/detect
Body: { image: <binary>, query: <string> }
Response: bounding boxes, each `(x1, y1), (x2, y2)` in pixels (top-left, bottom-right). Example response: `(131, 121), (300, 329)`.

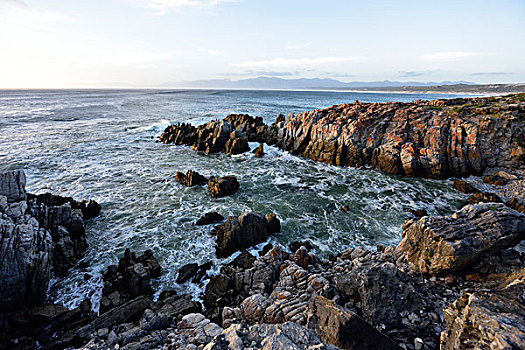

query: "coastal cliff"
(159, 94), (525, 179)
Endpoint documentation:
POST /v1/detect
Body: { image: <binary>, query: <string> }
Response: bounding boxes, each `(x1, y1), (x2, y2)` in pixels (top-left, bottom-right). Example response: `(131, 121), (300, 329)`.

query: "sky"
(0, 0), (524, 88)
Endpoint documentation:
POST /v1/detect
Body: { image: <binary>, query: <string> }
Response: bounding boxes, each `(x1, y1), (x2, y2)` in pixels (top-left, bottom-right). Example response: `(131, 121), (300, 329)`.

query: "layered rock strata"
(160, 94), (525, 179)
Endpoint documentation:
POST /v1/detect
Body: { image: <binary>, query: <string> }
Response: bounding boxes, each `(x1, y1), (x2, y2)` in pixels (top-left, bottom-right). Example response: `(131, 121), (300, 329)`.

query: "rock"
(335, 260), (423, 328)
(229, 250), (256, 269)
(159, 95), (525, 179)
(196, 211), (224, 225)
(342, 205), (350, 212)
(100, 249), (161, 313)
(26, 192), (101, 221)
(453, 179), (479, 194)
(0, 214), (53, 310)
(406, 209), (428, 218)
(507, 197), (525, 214)
(214, 212), (274, 258)
(289, 240), (315, 253)
(441, 272), (525, 349)
(483, 174), (508, 186)
(177, 263), (199, 284)
(192, 261), (213, 283)
(495, 170), (519, 181)
(175, 170), (208, 187)
(252, 143), (265, 157)
(468, 191), (503, 204)
(398, 203), (525, 275)
(265, 213), (281, 234)
(0, 170), (26, 202)
(307, 295), (399, 350)
(208, 176), (240, 198)
(203, 322), (337, 350)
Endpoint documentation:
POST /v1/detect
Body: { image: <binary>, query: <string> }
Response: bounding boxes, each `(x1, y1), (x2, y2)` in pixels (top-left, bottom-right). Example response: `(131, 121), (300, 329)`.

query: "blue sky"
(0, 0), (524, 87)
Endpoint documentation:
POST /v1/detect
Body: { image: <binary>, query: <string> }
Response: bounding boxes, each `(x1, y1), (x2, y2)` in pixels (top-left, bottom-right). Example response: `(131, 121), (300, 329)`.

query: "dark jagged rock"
(213, 212), (279, 258)
(175, 169), (207, 187)
(100, 249), (161, 313)
(207, 176), (240, 197)
(195, 211), (224, 225)
(289, 240), (315, 253)
(453, 179), (479, 194)
(406, 208), (428, 218)
(176, 263), (199, 284)
(192, 261), (213, 283)
(398, 203), (525, 275)
(26, 192), (101, 220)
(252, 143), (265, 157)
(467, 191), (503, 204)
(265, 212), (281, 234)
(229, 250), (256, 269)
(307, 295), (400, 350)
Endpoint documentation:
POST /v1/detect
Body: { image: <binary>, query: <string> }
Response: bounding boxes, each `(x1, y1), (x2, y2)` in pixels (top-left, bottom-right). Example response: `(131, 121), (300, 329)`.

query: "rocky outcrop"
(441, 269), (525, 349)
(202, 322), (338, 350)
(0, 170), (100, 309)
(100, 249), (161, 313)
(213, 212), (280, 258)
(175, 169), (207, 187)
(398, 203), (525, 275)
(452, 179), (479, 194)
(158, 116), (256, 155)
(208, 176), (240, 197)
(160, 95), (525, 179)
(252, 143), (265, 157)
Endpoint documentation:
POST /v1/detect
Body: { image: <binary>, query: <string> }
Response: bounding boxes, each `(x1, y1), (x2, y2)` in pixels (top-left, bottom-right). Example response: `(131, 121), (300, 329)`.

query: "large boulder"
(398, 203), (525, 275)
(213, 212), (279, 258)
(208, 176), (240, 198)
(307, 296), (399, 350)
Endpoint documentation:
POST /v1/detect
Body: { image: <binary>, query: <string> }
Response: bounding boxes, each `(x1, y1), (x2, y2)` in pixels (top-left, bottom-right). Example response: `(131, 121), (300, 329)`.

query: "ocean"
(0, 89), (471, 310)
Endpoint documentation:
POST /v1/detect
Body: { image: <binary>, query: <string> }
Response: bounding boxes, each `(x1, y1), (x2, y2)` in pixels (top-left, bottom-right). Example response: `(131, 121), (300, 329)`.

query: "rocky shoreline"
(1, 93), (524, 349)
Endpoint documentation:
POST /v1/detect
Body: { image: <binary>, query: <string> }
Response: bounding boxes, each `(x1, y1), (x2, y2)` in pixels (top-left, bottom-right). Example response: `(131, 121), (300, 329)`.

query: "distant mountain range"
(164, 77), (476, 90)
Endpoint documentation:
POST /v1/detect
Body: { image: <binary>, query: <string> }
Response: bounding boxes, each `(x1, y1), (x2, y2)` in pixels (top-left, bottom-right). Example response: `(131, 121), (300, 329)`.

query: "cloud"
(196, 45), (222, 56)
(0, 0), (70, 35)
(420, 51), (484, 61)
(232, 56), (363, 69)
(471, 72), (510, 76)
(399, 69), (441, 77)
(138, 0), (236, 14)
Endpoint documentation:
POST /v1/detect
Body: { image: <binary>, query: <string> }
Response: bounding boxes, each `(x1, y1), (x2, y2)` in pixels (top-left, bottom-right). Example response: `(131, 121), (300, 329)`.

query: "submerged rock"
(208, 176), (240, 198)
(398, 203), (525, 275)
(196, 211), (224, 225)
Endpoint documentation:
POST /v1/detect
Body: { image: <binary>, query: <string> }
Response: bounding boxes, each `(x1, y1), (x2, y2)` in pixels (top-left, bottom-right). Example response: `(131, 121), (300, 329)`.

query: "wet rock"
(398, 203), (525, 275)
(192, 261), (213, 283)
(406, 208), (428, 218)
(208, 176), (240, 198)
(452, 179), (479, 194)
(229, 250), (256, 269)
(177, 263), (199, 284)
(252, 143), (265, 157)
(214, 212), (277, 258)
(467, 191), (503, 204)
(175, 170), (208, 187)
(307, 295), (399, 350)
(265, 212), (281, 234)
(289, 240), (315, 253)
(196, 211), (224, 225)
(483, 174), (508, 186)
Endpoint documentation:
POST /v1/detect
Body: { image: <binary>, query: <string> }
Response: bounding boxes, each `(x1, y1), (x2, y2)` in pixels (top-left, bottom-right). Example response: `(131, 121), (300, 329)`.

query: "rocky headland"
(1, 94), (525, 350)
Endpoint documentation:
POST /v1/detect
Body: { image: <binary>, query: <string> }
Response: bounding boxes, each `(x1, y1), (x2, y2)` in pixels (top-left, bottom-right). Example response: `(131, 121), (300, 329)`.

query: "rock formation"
(208, 175), (240, 198)
(175, 169), (208, 187)
(159, 94), (525, 179)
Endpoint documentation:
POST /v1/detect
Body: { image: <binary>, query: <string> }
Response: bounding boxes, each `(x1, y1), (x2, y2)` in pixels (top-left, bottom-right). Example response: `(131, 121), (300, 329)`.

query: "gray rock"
(307, 295), (400, 350)
(0, 170), (26, 202)
(398, 203), (525, 275)
(207, 176), (240, 198)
